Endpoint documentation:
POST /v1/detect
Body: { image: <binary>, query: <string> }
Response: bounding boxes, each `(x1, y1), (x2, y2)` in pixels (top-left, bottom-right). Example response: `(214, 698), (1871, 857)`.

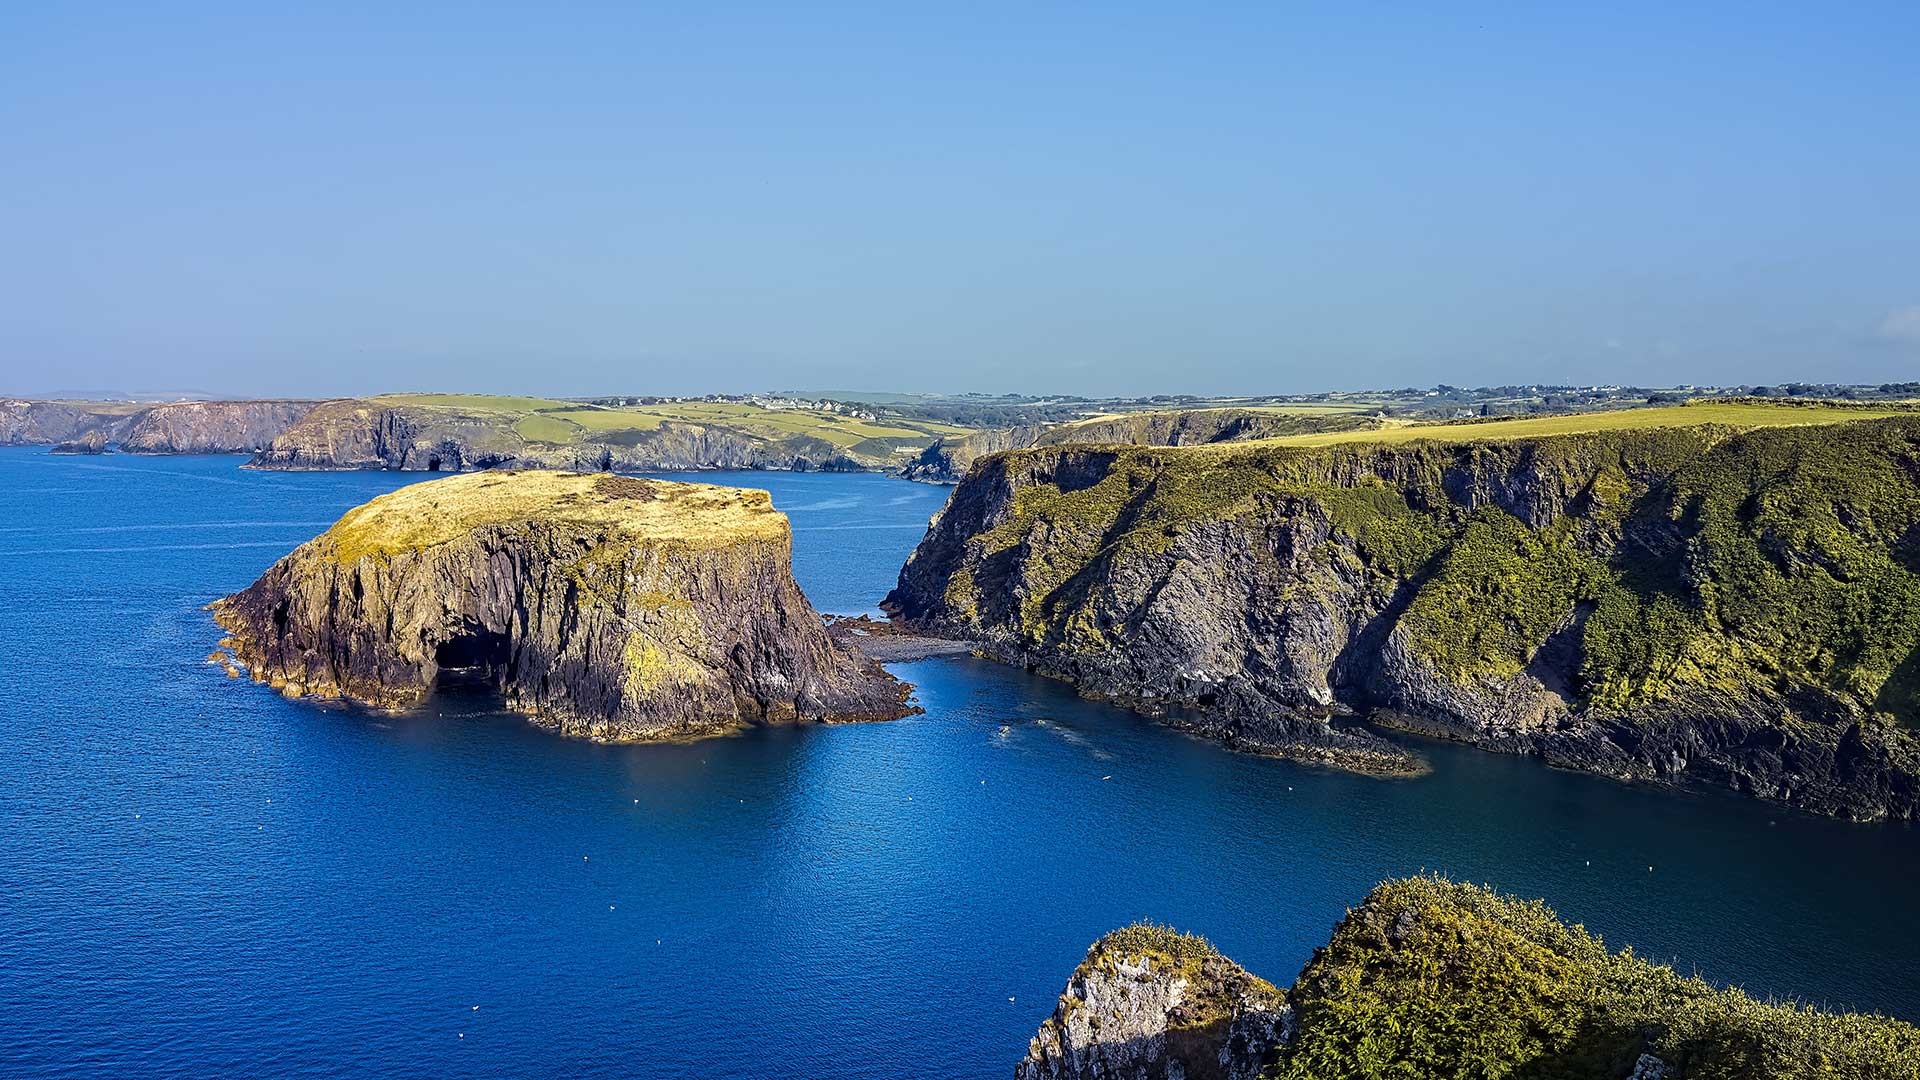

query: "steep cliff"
(1020, 879), (1920, 1079)
(211, 471), (912, 740)
(901, 409), (1382, 483)
(888, 407), (1920, 819)
(1, 398), (317, 452)
(118, 399), (316, 453)
(0, 399), (143, 445)
(249, 395), (947, 473)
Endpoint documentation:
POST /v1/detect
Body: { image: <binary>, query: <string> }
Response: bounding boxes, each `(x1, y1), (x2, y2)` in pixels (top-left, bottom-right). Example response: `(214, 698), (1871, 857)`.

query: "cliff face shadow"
(432, 622), (512, 688)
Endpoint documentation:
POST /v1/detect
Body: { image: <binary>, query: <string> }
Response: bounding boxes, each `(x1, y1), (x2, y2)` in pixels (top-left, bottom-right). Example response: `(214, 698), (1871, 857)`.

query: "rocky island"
(211, 470), (913, 740)
(888, 401), (1920, 819)
(1019, 877), (1920, 1079)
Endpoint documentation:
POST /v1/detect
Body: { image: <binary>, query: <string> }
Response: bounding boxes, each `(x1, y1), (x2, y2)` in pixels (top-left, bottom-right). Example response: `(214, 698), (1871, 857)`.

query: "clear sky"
(3, 3), (1917, 398)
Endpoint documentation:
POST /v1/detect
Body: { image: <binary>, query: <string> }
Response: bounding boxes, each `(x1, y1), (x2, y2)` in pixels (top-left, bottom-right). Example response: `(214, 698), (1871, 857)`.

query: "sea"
(1, 449), (1915, 1078)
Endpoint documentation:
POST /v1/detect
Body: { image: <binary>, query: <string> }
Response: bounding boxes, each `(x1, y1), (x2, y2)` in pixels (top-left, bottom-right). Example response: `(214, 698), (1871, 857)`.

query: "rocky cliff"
(1020, 878), (1920, 1079)
(251, 397), (879, 473)
(118, 399), (316, 453)
(900, 409), (1381, 484)
(888, 412), (1920, 819)
(211, 471), (912, 740)
(0, 399), (143, 445)
(1, 398), (317, 452)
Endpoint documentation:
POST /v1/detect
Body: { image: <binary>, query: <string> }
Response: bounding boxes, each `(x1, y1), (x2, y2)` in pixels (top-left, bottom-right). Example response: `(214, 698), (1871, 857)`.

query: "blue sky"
(3, 3), (1916, 397)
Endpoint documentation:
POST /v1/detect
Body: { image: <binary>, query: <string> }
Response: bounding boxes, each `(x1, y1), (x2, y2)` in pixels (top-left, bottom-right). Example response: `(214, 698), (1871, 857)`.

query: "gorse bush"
(1272, 877), (1920, 1080)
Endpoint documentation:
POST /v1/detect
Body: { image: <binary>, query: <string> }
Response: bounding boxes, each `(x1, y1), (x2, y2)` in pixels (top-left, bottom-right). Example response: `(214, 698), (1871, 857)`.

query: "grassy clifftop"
(1232, 398), (1917, 449)
(322, 470), (785, 563)
(1277, 877), (1919, 1079)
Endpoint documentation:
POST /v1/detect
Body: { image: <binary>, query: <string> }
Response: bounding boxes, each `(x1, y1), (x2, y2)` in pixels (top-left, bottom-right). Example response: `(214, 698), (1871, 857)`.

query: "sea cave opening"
(431, 623), (513, 692)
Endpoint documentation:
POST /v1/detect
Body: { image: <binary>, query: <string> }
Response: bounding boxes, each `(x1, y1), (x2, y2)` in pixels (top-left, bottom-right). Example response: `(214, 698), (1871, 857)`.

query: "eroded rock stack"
(211, 470), (912, 740)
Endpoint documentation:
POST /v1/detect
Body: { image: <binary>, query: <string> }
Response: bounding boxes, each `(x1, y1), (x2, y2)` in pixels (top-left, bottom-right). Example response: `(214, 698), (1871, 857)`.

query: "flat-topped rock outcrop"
(211, 470), (913, 739)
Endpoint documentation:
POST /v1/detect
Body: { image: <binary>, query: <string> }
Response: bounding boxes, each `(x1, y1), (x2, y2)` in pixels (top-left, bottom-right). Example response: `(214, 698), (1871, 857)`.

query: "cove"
(0, 449), (1915, 1080)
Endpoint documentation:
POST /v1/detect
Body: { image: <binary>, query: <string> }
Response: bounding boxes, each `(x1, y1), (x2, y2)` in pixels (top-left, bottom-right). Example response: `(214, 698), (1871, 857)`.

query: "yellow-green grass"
(1052, 403), (1382, 433)
(512, 414), (585, 443)
(1243, 400), (1916, 449)
(322, 471), (784, 563)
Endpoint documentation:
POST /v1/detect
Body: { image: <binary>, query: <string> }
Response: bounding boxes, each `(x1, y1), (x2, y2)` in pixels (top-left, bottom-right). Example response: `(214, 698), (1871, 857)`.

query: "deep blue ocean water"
(1, 448), (1916, 1079)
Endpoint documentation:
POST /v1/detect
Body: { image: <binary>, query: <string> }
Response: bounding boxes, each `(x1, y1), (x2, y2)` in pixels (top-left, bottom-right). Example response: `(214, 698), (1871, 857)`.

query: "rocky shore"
(888, 412), (1920, 819)
(211, 471), (913, 740)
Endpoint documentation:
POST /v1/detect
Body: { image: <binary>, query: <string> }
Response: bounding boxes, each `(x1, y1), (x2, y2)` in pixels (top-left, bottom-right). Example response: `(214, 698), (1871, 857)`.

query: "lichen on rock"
(211, 470), (913, 740)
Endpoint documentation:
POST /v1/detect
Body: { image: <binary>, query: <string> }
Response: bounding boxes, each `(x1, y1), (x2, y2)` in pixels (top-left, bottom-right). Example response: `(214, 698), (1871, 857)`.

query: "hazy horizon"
(5, 4), (1917, 398)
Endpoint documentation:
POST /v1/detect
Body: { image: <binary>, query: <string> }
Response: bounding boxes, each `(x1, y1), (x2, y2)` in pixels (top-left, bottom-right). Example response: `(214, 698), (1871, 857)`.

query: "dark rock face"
(901, 424), (1052, 484)
(118, 400), (316, 453)
(889, 419), (1920, 819)
(211, 471), (913, 740)
(249, 399), (871, 473)
(900, 409), (1381, 484)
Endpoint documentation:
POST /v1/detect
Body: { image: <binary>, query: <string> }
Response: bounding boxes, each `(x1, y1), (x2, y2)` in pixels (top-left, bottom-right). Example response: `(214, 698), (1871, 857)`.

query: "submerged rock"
(212, 470), (913, 740)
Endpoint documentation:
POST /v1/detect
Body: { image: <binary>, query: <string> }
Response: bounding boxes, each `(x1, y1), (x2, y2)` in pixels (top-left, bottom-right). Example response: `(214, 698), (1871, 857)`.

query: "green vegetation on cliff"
(898, 400), (1920, 816)
(936, 404), (1920, 720)
(1277, 877), (1920, 1080)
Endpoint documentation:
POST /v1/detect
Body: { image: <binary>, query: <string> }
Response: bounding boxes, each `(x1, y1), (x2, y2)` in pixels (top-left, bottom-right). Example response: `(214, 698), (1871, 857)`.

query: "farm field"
(367, 392), (975, 459)
(1245, 400), (1917, 449)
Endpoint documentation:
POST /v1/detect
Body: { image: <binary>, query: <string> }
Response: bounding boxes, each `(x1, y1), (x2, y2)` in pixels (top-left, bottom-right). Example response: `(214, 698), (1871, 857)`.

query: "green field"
(1246, 400), (1916, 449)
(370, 393), (973, 459)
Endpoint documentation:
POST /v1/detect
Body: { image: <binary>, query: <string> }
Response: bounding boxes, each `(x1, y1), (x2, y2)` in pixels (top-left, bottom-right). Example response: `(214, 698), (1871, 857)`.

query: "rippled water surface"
(2, 449), (1916, 1079)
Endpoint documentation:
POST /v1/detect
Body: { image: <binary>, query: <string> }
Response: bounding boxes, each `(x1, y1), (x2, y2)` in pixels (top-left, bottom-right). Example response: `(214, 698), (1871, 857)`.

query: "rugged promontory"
(118, 399), (317, 453)
(888, 404), (1920, 819)
(1, 397), (318, 453)
(247, 394), (951, 473)
(211, 470), (913, 739)
(900, 408), (1382, 484)
(1019, 878), (1920, 1079)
